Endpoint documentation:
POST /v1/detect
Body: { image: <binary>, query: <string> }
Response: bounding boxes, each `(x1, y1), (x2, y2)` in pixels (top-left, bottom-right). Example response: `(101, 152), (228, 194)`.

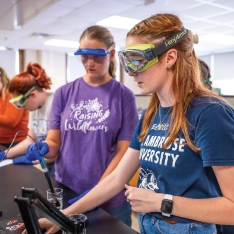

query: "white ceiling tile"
(184, 4), (228, 18)
(208, 11), (234, 23)
(32, 23), (75, 35)
(22, 15), (56, 28)
(201, 25), (234, 33)
(56, 0), (93, 8)
(0, 0), (17, 17)
(37, 4), (74, 18)
(212, 0), (234, 9)
(114, 0), (144, 5)
(0, 0), (234, 55)
(79, 0), (134, 14)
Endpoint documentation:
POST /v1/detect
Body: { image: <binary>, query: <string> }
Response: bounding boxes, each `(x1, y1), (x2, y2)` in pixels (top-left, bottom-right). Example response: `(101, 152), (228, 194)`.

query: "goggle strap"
(74, 48), (110, 56)
(144, 48), (155, 60)
(23, 85), (37, 99)
(11, 85), (37, 103)
(151, 28), (188, 57)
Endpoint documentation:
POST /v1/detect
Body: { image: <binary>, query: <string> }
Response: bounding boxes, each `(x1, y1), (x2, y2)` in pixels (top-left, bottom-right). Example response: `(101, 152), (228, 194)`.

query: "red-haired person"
(0, 67), (28, 152)
(19, 13), (234, 234)
(0, 63), (55, 176)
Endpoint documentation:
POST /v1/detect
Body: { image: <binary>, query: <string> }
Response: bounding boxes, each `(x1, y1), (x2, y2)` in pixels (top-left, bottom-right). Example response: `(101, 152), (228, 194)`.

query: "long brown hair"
(79, 25), (116, 78)
(127, 13), (224, 152)
(0, 67), (10, 100)
(9, 63), (52, 94)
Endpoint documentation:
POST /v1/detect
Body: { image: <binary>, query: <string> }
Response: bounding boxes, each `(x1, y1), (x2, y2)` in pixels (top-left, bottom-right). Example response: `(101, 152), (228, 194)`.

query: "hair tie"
(188, 30), (199, 51)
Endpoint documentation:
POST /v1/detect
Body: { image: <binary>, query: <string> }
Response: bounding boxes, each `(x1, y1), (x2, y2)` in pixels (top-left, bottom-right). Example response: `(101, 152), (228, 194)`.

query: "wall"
(0, 50), (18, 79)
(199, 51), (234, 95)
(23, 50), (67, 91)
(0, 49), (67, 92)
(67, 54), (85, 82)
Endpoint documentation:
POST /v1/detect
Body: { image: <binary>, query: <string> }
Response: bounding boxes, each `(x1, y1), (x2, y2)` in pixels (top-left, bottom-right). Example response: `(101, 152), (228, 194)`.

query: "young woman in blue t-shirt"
(19, 13), (234, 234)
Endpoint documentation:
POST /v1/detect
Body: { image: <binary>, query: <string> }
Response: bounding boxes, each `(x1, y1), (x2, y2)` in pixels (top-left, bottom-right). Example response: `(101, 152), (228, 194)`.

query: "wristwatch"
(160, 194), (173, 217)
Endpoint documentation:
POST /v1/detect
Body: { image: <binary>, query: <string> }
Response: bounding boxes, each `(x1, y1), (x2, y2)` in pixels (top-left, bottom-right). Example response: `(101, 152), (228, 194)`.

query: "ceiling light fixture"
(96, 15), (141, 30)
(200, 34), (234, 45)
(44, 39), (79, 48)
(0, 46), (7, 50)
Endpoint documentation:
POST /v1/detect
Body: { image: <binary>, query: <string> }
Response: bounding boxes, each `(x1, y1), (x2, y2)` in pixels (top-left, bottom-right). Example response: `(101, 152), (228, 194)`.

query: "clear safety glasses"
(118, 28), (188, 73)
(74, 48), (110, 64)
(10, 86), (37, 108)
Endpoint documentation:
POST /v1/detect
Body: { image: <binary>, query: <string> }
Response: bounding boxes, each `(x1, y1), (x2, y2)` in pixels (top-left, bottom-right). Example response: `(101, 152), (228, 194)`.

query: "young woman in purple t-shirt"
(24, 25), (139, 227)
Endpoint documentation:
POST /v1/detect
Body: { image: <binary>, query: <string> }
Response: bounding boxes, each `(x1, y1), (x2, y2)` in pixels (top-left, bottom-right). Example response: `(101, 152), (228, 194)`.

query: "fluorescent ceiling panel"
(44, 39), (79, 48)
(96, 15), (140, 30)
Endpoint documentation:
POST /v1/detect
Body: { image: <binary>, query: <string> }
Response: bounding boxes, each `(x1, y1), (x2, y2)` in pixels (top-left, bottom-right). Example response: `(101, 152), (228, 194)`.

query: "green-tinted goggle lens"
(10, 95), (28, 108)
(119, 44), (158, 73)
(10, 86), (37, 108)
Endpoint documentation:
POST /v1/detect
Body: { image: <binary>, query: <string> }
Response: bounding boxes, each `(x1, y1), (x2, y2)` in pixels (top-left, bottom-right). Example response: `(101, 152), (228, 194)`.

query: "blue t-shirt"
(130, 97), (234, 223)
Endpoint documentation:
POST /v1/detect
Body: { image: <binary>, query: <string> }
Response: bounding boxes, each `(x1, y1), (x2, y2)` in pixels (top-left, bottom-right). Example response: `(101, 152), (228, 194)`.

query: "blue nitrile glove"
(26, 142), (49, 161)
(13, 155), (33, 165)
(68, 184), (97, 208)
(68, 189), (91, 205)
(0, 151), (7, 161)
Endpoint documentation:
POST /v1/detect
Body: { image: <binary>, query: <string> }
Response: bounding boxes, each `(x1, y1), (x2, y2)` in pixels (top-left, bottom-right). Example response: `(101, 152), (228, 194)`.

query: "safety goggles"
(203, 77), (211, 84)
(74, 48), (110, 64)
(10, 86), (37, 108)
(118, 28), (188, 73)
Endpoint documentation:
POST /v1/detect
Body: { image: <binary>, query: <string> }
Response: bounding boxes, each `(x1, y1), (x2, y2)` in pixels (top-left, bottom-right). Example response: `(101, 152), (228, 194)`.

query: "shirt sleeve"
(117, 89), (139, 141)
(0, 95), (26, 128)
(195, 103), (234, 166)
(48, 88), (62, 129)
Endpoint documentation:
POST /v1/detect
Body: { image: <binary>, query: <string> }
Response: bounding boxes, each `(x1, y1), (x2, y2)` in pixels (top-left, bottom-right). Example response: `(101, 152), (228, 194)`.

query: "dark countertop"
(0, 164), (139, 234)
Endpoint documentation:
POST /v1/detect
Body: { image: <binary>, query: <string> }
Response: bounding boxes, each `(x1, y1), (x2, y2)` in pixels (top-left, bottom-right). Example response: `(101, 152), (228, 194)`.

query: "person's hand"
(125, 184), (163, 213)
(17, 218), (60, 234)
(26, 142), (49, 161)
(13, 155), (33, 165)
(0, 151), (7, 161)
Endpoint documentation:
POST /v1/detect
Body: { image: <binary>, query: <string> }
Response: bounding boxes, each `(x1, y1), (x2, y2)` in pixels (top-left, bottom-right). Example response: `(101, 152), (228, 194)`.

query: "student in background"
(198, 58), (212, 90)
(20, 13), (234, 234)
(0, 63), (55, 177)
(25, 25), (138, 226)
(0, 67), (28, 153)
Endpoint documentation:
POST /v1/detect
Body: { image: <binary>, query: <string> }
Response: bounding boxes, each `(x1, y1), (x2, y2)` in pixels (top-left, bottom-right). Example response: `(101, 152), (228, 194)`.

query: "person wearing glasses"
(0, 67), (29, 152)
(198, 59), (212, 90)
(24, 25), (138, 226)
(19, 13), (234, 234)
(0, 63), (55, 177)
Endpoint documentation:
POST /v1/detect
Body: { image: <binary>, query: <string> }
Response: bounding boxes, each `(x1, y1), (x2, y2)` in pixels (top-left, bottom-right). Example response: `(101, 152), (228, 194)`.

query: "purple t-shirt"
(49, 77), (138, 210)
